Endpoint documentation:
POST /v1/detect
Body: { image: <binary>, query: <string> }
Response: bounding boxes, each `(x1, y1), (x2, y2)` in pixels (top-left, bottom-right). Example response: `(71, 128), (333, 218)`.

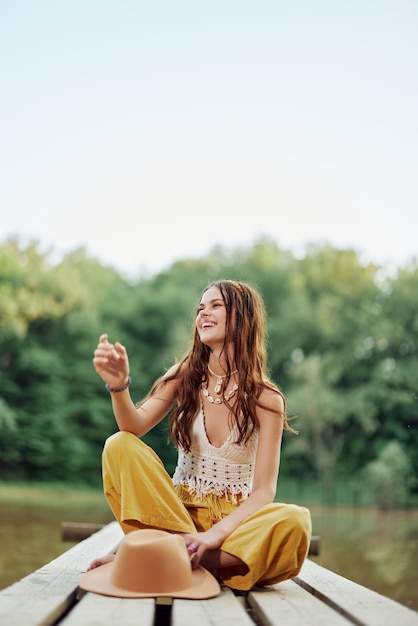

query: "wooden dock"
(1, 522), (417, 626)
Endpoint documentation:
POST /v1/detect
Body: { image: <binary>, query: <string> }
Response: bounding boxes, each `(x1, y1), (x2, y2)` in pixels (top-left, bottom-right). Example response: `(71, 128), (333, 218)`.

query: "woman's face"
(196, 286), (228, 348)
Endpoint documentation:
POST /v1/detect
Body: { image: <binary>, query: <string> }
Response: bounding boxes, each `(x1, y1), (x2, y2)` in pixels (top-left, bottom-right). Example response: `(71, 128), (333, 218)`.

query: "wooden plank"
(61, 522), (106, 542)
(0, 522), (123, 626)
(172, 587), (254, 626)
(59, 592), (155, 626)
(248, 580), (352, 626)
(6, 521), (416, 626)
(308, 535), (321, 556)
(294, 559), (418, 626)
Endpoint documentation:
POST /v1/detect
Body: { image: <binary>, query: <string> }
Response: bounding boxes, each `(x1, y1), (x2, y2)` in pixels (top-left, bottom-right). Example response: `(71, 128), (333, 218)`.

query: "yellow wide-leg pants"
(102, 431), (312, 591)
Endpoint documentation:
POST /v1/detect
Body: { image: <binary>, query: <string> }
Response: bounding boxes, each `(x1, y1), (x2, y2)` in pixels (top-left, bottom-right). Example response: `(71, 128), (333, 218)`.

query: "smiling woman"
(87, 279), (311, 593)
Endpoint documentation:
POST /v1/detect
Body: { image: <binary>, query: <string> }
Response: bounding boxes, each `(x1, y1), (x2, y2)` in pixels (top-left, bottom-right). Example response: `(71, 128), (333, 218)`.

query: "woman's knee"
(104, 430), (134, 449)
(288, 504), (311, 535)
(103, 430), (142, 460)
(102, 431), (161, 473)
(274, 503), (312, 540)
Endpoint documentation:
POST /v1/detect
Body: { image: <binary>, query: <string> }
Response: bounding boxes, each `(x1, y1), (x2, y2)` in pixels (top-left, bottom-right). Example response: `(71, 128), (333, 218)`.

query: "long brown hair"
(144, 279), (295, 451)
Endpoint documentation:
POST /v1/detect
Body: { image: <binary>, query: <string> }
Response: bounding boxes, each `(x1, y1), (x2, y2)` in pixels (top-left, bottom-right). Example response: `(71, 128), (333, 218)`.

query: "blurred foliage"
(362, 440), (416, 509)
(0, 237), (417, 506)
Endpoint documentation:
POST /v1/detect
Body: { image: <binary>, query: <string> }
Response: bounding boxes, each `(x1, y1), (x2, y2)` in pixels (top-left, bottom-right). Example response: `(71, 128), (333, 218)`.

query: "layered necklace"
(201, 364), (238, 405)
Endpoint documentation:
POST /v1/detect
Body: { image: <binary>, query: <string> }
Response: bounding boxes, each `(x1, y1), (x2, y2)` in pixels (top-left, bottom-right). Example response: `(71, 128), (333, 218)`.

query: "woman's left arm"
(185, 389), (284, 564)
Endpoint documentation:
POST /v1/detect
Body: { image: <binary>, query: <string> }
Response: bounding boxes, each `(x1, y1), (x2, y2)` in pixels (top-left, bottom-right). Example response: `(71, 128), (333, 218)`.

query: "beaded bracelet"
(105, 377), (132, 393)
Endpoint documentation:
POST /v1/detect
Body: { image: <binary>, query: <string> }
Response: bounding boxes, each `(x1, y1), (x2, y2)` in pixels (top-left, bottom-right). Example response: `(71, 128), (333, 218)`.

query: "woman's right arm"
(92, 334), (179, 437)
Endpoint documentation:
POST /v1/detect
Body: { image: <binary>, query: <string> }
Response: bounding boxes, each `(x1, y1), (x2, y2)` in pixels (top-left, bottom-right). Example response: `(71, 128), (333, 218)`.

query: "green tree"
(1, 238), (416, 503)
(362, 440), (416, 509)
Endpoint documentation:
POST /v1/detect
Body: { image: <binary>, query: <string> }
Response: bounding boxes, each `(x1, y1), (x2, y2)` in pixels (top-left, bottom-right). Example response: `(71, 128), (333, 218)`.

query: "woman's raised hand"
(92, 334), (130, 389)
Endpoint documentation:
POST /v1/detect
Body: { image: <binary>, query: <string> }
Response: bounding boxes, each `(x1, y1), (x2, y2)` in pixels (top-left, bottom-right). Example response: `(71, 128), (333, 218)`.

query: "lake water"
(309, 504), (418, 612)
(0, 486), (417, 612)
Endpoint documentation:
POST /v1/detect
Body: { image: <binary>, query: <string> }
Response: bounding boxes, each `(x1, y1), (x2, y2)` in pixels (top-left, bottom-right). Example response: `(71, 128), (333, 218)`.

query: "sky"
(1, 0), (417, 279)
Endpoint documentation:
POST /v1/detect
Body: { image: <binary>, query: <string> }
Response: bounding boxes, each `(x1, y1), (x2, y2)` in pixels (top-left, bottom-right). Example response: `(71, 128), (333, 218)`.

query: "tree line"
(0, 238), (416, 508)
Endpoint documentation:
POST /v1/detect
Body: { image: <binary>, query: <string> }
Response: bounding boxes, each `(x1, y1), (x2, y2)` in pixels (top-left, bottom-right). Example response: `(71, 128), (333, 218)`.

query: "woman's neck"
(208, 349), (236, 375)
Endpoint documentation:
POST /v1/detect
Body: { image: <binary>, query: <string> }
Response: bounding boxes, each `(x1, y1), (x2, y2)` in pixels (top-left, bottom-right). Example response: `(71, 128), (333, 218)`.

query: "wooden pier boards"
(1, 522), (417, 626)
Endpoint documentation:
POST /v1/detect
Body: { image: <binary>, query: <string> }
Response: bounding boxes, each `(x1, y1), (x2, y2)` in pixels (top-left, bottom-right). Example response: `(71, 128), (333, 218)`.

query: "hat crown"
(79, 528), (220, 599)
(110, 530), (192, 593)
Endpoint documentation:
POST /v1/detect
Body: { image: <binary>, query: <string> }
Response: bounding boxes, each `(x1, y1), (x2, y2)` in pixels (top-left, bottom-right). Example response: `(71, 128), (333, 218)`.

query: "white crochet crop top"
(172, 406), (259, 503)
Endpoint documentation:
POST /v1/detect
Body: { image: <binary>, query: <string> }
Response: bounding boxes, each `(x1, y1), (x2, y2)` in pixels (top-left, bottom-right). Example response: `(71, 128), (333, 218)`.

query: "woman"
(89, 279), (311, 590)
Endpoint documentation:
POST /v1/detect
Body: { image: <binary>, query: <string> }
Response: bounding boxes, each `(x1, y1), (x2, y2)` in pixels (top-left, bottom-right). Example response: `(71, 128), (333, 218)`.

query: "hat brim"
(79, 562), (221, 599)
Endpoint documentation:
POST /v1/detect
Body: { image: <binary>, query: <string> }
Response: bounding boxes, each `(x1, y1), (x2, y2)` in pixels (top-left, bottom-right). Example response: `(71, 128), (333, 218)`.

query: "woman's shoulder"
(151, 362), (184, 397)
(164, 362), (183, 379)
(258, 383), (285, 417)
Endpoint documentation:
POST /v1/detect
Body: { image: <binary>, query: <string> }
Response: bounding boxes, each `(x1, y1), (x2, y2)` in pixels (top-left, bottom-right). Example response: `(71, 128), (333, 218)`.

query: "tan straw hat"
(79, 529), (221, 599)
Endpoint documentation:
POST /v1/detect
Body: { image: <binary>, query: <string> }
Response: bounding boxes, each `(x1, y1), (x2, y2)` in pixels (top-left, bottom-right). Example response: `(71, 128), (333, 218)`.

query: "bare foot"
(87, 553), (116, 571)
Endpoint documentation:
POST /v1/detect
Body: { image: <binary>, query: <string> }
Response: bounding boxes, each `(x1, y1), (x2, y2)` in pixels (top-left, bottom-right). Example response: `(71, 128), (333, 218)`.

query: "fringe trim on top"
(172, 472), (251, 504)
